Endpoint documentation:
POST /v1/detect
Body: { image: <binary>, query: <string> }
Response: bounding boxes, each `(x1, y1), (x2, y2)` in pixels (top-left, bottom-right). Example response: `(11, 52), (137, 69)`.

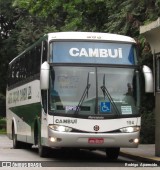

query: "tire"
(38, 133), (48, 157)
(12, 127), (22, 149)
(105, 147), (120, 160)
(23, 143), (32, 149)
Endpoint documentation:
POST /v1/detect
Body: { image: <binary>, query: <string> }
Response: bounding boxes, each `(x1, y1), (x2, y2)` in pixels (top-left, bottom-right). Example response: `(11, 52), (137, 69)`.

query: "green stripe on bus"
(10, 102), (41, 126)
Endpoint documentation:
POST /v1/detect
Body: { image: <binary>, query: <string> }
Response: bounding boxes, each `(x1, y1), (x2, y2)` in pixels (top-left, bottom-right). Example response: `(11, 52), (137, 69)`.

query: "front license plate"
(88, 138), (104, 144)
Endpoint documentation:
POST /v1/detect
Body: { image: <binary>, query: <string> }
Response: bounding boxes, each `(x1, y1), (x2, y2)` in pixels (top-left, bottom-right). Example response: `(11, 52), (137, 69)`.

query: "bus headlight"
(120, 126), (140, 133)
(49, 124), (72, 132)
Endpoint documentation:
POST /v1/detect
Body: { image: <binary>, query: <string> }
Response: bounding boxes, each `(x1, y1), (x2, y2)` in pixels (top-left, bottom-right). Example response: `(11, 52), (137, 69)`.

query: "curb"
(120, 151), (160, 163)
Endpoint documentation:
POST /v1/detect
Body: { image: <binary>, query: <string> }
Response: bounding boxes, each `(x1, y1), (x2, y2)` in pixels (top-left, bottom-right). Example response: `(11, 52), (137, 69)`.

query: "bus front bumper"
(47, 128), (140, 148)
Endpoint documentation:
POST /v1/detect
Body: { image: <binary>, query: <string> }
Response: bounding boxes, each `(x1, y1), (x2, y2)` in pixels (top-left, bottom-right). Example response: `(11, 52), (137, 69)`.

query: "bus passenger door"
(41, 90), (48, 145)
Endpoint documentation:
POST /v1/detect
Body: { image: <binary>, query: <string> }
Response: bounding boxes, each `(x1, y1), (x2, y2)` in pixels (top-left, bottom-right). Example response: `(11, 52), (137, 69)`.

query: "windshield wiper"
(75, 73), (91, 115)
(101, 74), (120, 115)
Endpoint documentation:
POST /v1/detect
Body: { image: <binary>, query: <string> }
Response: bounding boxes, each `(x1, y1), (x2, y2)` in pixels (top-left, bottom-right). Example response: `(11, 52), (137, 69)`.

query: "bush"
(0, 117), (6, 133)
(140, 111), (155, 144)
(0, 94), (6, 117)
(140, 91), (155, 144)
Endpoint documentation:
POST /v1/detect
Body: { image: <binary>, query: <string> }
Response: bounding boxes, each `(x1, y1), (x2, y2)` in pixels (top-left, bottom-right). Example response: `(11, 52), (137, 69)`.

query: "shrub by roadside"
(140, 111), (155, 144)
(0, 117), (6, 134)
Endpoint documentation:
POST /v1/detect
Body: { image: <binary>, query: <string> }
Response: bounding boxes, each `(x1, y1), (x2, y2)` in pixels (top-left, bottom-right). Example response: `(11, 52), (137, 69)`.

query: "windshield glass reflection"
(49, 66), (140, 116)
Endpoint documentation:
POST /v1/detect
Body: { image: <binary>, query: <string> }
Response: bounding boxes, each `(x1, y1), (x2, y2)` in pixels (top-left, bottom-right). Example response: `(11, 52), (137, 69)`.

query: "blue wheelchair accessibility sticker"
(100, 102), (111, 113)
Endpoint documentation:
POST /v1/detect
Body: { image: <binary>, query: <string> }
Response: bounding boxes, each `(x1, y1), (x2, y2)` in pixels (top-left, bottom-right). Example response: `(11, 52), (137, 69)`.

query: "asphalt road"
(0, 134), (143, 170)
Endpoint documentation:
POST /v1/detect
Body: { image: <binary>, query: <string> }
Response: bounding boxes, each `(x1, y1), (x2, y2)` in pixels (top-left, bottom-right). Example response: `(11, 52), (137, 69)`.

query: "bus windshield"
(49, 66), (140, 117)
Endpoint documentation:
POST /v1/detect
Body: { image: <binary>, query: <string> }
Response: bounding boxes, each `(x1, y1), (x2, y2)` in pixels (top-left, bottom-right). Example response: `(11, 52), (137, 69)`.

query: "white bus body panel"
(6, 80), (41, 142)
(47, 32), (136, 43)
(53, 116), (140, 133)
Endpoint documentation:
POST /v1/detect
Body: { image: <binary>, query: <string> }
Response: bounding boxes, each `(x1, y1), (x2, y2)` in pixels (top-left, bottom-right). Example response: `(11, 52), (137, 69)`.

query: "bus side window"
(15, 59), (19, 84)
(11, 65), (14, 85)
(28, 49), (34, 77)
(33, 46), (37, 75)
(36, 45), (41, 73)
(41, 90), (47, 113)
(42, 41), (48, 63)
(8, 66), (12, 87)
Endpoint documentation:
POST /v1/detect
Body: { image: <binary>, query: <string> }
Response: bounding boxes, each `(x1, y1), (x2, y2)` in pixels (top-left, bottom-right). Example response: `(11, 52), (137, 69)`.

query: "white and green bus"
(6, 32), (153, 159)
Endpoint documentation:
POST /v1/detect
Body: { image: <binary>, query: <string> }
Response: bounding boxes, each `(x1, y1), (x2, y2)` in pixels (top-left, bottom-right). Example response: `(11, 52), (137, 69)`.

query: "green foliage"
(0, 117), (6, 134)
(0, 0), (19, 94)
(12, 0), (109, 32)
(0, 94), (6, 117)
(10, 0), (160, 38)
(140, 110), (155, 144)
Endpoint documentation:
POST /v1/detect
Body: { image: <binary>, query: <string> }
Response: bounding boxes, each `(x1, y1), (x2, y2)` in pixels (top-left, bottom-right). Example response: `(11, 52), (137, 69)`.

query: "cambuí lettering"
(55, 119), (77, 124)
(69, 48), (122, 58)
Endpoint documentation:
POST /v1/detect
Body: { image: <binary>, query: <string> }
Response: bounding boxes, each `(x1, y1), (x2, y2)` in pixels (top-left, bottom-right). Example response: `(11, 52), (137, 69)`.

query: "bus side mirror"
(142, 65), (154, 93)
(40, 61), (50, 90)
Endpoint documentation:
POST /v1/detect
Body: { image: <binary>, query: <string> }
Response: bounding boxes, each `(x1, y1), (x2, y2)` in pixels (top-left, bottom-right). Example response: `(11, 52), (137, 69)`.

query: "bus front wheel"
(38, 135), (48, 157)
(105, 147), (120, 160)
(12, 127), (22, 149)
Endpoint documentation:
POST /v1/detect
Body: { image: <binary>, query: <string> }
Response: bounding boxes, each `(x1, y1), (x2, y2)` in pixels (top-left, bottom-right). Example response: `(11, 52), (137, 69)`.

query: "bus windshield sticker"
(66, 105), (78, 111)
(100, 102), (111, 113)
(51, 42), (135, 65)
(121, 106), (132, 114)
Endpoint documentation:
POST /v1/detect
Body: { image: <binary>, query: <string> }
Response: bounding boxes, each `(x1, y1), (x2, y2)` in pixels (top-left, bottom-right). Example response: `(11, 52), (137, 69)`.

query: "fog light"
(129, 138), (139, 144)
(49, 137), (61, 142)
(134, 138), (139, 144)
(50, 137), (57, 142)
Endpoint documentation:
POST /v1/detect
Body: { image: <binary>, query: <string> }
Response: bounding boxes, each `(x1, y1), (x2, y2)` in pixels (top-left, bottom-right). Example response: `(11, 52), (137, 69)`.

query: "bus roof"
(47, 32), (136, 43)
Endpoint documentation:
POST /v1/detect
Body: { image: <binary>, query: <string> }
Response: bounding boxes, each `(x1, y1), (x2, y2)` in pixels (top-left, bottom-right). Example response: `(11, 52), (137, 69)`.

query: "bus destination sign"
(51, 42), (135, 65)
